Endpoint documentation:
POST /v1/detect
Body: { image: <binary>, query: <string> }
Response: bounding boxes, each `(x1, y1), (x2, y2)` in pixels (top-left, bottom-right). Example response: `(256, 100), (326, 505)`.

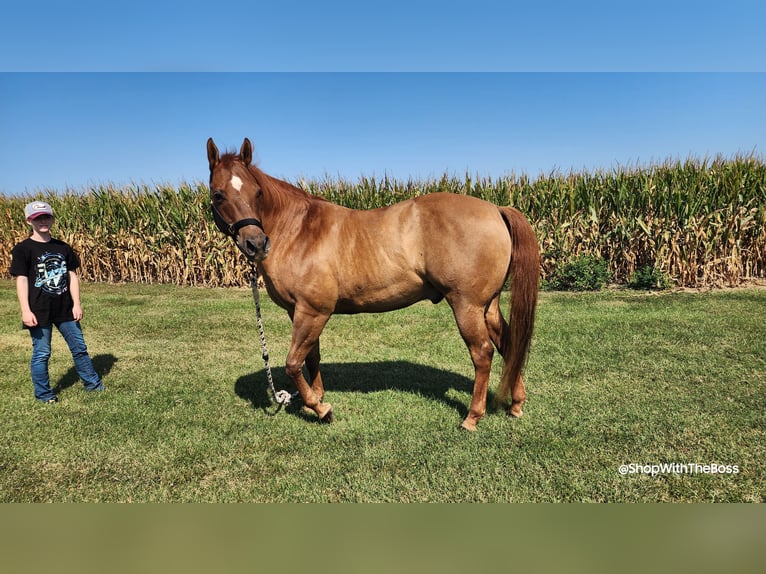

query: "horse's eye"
(213, 191), (226, 203)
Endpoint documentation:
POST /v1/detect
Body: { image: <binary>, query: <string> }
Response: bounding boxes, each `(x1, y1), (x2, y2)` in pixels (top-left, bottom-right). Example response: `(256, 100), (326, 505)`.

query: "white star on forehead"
(230, 176), (243, 192)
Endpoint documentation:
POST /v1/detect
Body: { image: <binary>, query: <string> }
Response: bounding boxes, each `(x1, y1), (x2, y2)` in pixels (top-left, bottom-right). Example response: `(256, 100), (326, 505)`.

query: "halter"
(210, 200), (265, 238)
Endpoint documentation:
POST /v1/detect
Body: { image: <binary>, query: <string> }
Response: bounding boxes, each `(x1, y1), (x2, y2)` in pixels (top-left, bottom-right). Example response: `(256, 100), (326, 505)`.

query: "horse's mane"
(219, 152), (326, 212)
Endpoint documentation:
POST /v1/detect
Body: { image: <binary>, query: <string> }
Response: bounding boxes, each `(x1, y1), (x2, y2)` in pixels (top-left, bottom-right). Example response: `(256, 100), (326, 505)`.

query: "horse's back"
(336, 192), (513, 307)
(343, 192), (511, 277)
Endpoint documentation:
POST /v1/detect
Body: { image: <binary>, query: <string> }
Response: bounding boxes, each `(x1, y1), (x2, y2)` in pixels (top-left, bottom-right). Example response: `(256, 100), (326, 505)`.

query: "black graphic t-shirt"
(10, 237), (81, 327)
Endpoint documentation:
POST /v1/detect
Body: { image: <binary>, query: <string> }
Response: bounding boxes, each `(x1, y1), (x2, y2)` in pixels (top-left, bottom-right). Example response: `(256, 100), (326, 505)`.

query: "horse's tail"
(496, 207), (540, 413)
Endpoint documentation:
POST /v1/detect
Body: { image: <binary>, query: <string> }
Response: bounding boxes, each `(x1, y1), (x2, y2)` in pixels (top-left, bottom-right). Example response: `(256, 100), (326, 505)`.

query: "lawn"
(0, 279), (763, 502)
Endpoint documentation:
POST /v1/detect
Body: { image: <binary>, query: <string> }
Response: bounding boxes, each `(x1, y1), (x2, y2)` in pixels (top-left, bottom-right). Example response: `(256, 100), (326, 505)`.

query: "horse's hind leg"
(485, 294), (509, 354)
(449, 298), (495, 431)
(486, 294), (526, 417)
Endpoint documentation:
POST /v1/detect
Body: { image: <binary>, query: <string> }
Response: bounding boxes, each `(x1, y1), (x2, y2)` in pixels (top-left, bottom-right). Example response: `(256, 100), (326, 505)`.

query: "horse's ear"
(240, 138), (253, 166)
(207, 138), (220, 172)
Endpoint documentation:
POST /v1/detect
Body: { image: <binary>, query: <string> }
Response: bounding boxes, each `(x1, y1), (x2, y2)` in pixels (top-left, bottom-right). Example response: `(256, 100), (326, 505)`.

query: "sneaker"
(46, 397), (59, 404)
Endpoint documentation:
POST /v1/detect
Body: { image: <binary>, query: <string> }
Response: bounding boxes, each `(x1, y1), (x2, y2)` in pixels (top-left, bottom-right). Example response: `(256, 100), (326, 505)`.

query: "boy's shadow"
(52, 354), (118, 394)
(234, 361), (484, 422)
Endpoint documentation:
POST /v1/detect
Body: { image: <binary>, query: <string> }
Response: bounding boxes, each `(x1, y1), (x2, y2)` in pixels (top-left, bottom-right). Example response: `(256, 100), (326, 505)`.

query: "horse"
(207, 137), (540, 431)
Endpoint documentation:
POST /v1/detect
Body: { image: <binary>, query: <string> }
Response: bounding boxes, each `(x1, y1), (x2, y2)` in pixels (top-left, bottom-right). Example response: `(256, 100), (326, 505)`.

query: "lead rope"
(250, 264), (297, 407)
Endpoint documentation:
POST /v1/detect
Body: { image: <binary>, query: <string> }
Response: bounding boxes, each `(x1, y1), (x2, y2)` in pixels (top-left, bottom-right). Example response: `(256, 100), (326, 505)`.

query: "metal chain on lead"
(250, 264), (297, 407)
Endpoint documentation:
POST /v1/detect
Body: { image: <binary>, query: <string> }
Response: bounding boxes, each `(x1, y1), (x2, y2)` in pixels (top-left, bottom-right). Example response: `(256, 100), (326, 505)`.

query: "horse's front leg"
(286, 306), (333, 422)
(306, 339), (324, 402)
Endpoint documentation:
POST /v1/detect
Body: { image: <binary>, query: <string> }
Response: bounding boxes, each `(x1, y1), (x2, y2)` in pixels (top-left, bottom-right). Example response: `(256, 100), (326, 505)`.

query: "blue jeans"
(29, 320), (104, 402)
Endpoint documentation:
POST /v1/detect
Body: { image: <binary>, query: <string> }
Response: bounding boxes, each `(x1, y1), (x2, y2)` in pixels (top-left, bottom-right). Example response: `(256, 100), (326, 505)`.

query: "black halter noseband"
(210, 199), (265, 238)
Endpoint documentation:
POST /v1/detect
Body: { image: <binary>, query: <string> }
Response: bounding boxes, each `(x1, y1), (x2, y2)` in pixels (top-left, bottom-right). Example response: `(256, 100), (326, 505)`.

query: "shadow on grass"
(234, 361), (484, 422)
(52, 354), (118, 394)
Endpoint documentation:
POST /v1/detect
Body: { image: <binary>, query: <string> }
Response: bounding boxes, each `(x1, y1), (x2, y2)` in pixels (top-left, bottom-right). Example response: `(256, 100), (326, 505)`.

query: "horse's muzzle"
(238, 231), (271, 261)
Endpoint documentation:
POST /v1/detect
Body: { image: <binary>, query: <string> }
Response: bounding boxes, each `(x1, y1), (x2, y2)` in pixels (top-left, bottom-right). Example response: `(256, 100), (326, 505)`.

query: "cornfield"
(2, 154), (765, 288)
(0, 183), (242, 287)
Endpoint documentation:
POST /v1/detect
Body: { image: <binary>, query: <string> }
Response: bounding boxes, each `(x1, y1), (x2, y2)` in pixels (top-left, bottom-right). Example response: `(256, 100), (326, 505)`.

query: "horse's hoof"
(319, 405), (334, 424)
(509, 405), (524, 418)
(460, 419), (478, 431)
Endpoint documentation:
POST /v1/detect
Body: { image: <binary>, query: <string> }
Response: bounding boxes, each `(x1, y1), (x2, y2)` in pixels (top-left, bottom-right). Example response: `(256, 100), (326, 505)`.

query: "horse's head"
(206, 137), (271, 261)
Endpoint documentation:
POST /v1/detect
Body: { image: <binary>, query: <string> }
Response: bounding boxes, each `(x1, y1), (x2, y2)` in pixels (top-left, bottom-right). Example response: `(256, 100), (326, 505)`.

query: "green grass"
(1, 279), (764, 502)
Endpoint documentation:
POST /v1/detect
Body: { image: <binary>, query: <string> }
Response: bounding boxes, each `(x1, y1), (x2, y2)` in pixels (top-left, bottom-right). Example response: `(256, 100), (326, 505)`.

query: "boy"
(10, 201), (104, 403)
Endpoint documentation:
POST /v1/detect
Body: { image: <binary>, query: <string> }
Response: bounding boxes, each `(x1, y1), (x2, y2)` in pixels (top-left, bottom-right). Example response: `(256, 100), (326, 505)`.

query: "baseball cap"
(24, 201), (54, 220)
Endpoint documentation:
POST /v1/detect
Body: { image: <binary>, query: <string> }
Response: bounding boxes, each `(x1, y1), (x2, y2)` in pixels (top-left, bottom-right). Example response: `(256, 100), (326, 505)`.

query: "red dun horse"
(207, 138), (540, 430)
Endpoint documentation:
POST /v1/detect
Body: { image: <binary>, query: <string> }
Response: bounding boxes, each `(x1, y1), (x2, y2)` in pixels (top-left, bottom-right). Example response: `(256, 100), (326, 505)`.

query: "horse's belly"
(334, 279), (441, 314)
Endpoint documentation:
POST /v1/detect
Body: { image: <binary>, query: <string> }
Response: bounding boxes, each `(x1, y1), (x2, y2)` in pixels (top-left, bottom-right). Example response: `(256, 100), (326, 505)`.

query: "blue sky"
(1, 1), (764, 195)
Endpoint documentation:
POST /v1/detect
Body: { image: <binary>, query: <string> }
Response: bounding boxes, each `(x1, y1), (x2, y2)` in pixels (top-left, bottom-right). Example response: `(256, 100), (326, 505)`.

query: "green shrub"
(628, 265), (673, 290)
(545, 254), (612, 291)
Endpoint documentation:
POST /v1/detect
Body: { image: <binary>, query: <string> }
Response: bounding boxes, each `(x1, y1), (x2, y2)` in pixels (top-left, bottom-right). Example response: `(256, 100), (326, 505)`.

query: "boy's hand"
(22, 310), (38, 327)
(73, 304), (83, 321)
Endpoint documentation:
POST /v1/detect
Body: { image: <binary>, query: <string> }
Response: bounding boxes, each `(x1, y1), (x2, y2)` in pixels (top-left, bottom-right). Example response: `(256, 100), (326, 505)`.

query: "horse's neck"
(259, 172), (314, 233)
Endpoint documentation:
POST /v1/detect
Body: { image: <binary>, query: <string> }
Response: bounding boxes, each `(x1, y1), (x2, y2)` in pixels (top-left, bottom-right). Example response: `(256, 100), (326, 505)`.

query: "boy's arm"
(15, 276), (38, 327)
(69, 271), (83, 321)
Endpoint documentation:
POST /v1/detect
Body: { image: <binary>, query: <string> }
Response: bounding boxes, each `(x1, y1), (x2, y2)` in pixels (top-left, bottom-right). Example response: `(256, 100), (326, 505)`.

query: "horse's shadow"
(234, 361), (491, 422)
(52, 354), (118, 394)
